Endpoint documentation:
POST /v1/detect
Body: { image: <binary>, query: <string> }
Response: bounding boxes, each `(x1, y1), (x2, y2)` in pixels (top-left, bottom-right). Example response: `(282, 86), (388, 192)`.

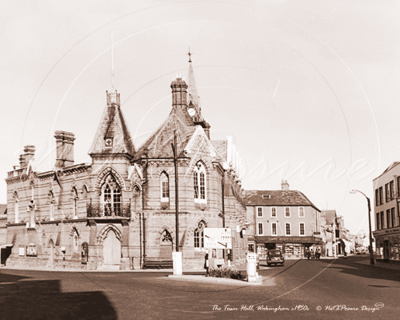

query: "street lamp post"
(349, 189), (375, 265)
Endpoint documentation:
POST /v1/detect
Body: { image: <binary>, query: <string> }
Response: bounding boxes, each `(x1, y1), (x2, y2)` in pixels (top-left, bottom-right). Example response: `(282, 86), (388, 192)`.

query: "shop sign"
(204, 228), (232, 249)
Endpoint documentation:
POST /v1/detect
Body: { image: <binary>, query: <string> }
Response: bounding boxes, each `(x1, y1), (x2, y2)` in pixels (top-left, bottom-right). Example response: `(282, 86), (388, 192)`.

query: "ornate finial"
(111, 31), (115, 90)
(188, 47), (192, 63)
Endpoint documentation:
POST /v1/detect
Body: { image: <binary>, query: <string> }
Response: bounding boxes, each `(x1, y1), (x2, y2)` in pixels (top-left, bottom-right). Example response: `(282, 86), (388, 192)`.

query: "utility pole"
(350, 190), (375, 265)
(171, 130), (179, 252)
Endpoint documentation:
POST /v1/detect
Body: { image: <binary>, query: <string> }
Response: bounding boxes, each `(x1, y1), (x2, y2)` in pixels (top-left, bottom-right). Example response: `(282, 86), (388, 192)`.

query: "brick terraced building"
(3, 58), (248, 270)
(245, 180), (323, 259)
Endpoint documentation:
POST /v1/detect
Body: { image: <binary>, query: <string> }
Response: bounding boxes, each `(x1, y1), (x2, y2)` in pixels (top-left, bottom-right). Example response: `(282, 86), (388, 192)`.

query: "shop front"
(373, 227), (400, 263)
(255, 236), (322, 259)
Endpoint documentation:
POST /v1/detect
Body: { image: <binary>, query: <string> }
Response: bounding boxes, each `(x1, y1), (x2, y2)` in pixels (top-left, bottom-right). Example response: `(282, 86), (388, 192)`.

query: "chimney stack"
(19, 154), (26, 168)
(281, 179), (289, 190)
(54, 131), (75, 168)
(22, 145), (35, 167)
(171, 76), (188, 108)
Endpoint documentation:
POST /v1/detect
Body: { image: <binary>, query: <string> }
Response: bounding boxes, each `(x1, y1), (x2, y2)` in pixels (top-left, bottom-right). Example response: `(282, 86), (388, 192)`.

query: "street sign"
(204, 228), (232, 249)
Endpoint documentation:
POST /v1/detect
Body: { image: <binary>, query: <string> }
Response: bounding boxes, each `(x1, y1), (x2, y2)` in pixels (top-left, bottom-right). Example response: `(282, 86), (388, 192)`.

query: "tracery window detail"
(102, 175), (122, 216)
(161, 172), (169, 200)
(193, 162), (206, 202)
(194, 220), (207, 248)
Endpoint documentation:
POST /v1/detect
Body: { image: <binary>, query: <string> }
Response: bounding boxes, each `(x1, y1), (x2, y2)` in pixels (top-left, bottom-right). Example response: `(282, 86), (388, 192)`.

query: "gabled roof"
(212, 140), (227, 162)
(134, 109), (196, 160)
(244, 190), (320, 211)
(0, 204), (7, 215)
(89, 91), (135, 157)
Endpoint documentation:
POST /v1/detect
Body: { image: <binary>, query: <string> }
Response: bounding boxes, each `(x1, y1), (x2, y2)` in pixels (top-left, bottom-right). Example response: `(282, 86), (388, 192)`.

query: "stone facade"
(3, 60), (248, 271)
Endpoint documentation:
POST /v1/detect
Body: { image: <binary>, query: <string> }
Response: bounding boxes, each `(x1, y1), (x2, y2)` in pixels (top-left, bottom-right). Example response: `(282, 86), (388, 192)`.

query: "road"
(0, 255), (399, 319)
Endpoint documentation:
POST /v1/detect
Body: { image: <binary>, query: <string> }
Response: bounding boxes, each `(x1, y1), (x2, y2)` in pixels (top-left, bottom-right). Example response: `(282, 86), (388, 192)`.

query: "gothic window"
(161, 172), (169, 201)
(194, 221), (206, 248)
(132, 185), (140, 212)
(72, 187), (78, 219)
(193, 162), (206, 202)
(102, 175), (122, 216)
(49, 191), (55, 221)
(161, 230), (173, 243)
(72, 229), (79, 253)
(82, 185), (88, 199)
(14, 195), (19, 223)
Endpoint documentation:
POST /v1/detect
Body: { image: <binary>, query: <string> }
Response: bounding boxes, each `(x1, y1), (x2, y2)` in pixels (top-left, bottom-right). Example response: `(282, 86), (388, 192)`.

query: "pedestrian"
(310, 248), (314, 259)
(306, 248), (311, 260)
(204, 252), (209, 277)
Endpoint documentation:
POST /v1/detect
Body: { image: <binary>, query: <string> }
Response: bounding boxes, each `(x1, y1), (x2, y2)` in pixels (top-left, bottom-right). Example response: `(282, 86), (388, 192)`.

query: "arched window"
(160, 172), (169, 201)
(49, 191), (55, 221)
(132, 185), (140, 212)
(14, 196), (19, 224)
(193, 162), (206, 202)
(72, 187), (78, 219)
(102, 175), (122, 216)
(194, 220), (207, 249)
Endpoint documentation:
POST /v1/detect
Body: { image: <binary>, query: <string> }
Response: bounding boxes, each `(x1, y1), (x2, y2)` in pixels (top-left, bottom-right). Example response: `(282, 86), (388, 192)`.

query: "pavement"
(168, 274), (265, 285)
(2, 255), (399, 273)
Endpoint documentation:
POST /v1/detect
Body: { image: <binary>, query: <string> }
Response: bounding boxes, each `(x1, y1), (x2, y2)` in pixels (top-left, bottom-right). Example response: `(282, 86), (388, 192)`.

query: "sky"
(1, 0), (399, 235)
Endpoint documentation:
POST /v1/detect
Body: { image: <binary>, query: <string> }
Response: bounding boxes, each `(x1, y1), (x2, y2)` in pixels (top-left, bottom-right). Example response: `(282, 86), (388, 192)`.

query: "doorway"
(159, 230), (173, 260)
(103, 230), (121, 265)
(383, 240), (389, 260)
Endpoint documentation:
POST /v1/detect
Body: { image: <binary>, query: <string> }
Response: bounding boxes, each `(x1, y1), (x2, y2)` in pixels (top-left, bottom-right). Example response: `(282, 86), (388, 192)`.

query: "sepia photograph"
(0, 1), (399, 319)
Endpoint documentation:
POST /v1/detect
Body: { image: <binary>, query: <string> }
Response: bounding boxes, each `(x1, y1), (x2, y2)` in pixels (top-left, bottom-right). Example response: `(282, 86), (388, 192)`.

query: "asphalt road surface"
(0, 255), (399, 319)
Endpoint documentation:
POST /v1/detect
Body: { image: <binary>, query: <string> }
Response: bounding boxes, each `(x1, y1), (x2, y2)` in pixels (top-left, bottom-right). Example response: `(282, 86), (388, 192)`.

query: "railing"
(87, 203), (131, 218)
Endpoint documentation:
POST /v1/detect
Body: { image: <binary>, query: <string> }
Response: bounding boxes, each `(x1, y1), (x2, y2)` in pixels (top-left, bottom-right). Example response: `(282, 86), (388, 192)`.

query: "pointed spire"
(111, 32), (115, 90)
(187, 51), (201, 119)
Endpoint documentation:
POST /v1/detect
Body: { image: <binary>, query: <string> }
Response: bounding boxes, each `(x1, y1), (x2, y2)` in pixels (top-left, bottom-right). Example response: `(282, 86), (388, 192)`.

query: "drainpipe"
(221, 173), (226, 261)
(141, 149), (149, 268)
(139, 204), (142, 269)
(222, 173), (225, 228)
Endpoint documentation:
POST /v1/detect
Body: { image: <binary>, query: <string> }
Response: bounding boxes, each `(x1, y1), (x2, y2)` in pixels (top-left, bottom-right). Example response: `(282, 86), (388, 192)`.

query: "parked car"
(356, 247), (367, 254)
(266, 249), (284, 266)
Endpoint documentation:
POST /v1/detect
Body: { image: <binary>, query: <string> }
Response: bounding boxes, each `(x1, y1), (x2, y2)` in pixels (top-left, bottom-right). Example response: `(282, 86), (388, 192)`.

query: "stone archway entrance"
(160, 230), (173, 260)
(103, 230), (121, 268)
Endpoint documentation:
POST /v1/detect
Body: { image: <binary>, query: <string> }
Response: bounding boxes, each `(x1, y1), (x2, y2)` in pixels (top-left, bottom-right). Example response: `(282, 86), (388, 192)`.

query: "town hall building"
(3, 57), (249, 270)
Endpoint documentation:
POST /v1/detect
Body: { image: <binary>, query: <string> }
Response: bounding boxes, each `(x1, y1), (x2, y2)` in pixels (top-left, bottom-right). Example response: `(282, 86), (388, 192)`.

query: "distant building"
(245, 180), (322, 259)
(321, 210), (337, 257)
(372, 162), (400, 262)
